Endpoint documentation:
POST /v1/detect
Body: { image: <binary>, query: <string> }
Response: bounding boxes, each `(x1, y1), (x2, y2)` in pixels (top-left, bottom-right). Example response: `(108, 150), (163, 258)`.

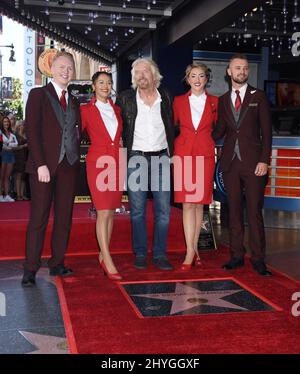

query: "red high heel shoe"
(194, 257), (203, 267)
(98, 254), (122, 281)
(180, 262), (193, 271)
(180, 255), (203, 271)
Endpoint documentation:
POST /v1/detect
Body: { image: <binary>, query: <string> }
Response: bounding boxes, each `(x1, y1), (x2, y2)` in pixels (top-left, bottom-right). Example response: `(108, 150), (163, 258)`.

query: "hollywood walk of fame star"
(0, 268), (56, 285)
(19, 331), (69, 354)
(132, 282), (248, 315)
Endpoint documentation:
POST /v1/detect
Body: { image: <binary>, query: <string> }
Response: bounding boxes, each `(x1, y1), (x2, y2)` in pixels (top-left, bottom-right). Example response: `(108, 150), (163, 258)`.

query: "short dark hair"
(229, 53), (248, 66)
(91, 71), (113, 85)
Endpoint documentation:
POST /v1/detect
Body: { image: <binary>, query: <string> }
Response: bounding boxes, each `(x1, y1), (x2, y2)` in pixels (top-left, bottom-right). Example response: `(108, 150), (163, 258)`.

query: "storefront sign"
(23, 27), (35, 106)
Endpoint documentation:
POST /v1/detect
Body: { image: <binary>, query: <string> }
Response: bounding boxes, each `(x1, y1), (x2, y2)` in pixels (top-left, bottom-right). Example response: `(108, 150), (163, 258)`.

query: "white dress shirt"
(95, 100), (118, 141)
(231, 83), (248, 107)
(189, 92), (207, 129)
(51, 81), (69, 104)
(132, 89), (168, 152)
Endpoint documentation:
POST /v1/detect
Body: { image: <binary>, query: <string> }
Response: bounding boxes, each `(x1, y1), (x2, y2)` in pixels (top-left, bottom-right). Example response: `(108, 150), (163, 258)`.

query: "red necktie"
(60, 90), (67, 111)
(235, 90), (241, 112)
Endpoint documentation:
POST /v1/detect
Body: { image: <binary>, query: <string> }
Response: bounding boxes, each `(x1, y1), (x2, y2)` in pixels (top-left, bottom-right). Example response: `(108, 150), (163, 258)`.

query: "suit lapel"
(224, 91), (236, 126)
(185, 91), (213, 130)
(92, 98), (120, 143)
(46, 82), (60, 102)
(44, 83), (65, 128)
(47, 81), (76, 109)
(184, 91), (194, 130)
(198, 93), (213, 128)
(110, 99), (122, 142)
(91, 99), (112, 142)
(237, 85), (256, 128)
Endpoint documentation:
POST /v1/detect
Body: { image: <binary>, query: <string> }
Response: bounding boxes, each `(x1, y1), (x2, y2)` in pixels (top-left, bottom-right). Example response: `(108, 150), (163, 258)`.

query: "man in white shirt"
(212, 54), (272, 276)
(22, 51), (81, 287)
(117, 58), (174, 270)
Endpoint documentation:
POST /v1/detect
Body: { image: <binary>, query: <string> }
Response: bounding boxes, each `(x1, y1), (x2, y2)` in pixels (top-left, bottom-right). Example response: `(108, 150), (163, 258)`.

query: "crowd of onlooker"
(0, 112), (29, 202)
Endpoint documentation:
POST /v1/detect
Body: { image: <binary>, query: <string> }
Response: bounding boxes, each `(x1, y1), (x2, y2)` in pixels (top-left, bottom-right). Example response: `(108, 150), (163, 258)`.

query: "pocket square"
(249, 103), (258, 107)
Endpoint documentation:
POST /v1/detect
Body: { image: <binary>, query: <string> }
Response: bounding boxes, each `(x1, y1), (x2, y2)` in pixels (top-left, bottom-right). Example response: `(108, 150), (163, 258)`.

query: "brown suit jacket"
(212, 85), (272, 172)
(25, 83), (81, 175)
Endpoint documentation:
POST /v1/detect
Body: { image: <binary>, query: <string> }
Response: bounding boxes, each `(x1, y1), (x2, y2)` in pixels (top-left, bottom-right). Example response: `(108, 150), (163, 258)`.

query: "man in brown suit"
(22, 51), (81, 287)
(212, 54), (272, 276)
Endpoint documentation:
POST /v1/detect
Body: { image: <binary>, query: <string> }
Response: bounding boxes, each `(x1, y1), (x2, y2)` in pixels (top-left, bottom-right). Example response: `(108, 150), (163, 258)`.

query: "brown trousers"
(222, 157), (268, 262)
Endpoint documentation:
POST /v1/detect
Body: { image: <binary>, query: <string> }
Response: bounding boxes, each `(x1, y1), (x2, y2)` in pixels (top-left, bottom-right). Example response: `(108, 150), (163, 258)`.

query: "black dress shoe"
(134, 256), (147, 269)
(251, 261), (272, 277)
(49, 265), (73, 277)
(21, 270), (36, 287)
(152, 256), (173, 270)
(222, 257), (245, 270)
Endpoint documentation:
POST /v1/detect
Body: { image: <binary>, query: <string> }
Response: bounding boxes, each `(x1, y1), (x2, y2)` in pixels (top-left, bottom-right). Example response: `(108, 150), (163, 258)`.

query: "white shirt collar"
(190, 92), (206, 101)
(96, 99), (111, 107)
(136, 88), (161, 106)
(51, 81), (68, 100)
(232, 83), (248, 96)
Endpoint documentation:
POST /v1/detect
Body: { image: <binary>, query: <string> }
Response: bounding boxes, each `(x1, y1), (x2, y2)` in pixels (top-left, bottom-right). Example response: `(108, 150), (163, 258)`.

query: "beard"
(232, 75), (248, 85)
(137, 78), (150, 89)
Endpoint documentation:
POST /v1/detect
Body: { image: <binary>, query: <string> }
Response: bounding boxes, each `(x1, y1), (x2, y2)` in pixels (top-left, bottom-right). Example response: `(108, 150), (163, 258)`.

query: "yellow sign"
(75, 196), (92, 203)
(74, 195), (128, 203)
(38, 48), (58, 77)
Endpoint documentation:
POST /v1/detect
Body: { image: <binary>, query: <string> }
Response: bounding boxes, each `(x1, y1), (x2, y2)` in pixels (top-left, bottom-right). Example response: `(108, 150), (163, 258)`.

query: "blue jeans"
(127, 151), (171, 258)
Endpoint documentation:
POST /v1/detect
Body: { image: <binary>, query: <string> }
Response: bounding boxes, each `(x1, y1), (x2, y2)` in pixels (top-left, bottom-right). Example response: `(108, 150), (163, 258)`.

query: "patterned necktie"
(235, 90), (241, 112)
(60, 90), (67, 112)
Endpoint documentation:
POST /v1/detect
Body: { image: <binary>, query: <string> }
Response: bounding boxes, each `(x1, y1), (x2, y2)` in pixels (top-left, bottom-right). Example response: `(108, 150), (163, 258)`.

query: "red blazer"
(25, 83), (81, 175)
(173, 91), (218, 158)
(80, 97), (123, 162)
(212, 85), (272, 172)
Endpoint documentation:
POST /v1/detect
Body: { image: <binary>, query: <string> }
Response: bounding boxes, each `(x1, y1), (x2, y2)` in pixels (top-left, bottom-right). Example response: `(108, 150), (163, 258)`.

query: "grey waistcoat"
(44, 89), (79, 165)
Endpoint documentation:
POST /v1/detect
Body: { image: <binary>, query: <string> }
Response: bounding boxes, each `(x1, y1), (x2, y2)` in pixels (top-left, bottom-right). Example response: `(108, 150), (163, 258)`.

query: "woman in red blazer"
(81, 72), (124, 280)
(173, 62), (218, 270)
